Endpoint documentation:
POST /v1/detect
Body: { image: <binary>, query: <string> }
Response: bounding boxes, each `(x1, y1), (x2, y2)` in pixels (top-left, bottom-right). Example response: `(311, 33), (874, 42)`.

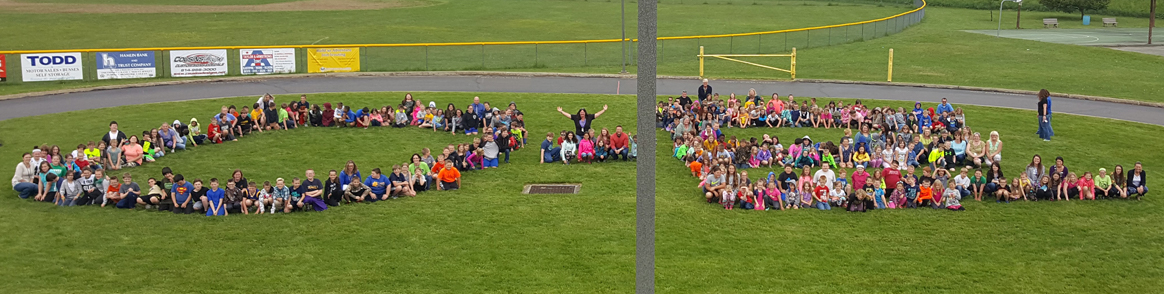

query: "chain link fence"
(0, 0), (925, 84)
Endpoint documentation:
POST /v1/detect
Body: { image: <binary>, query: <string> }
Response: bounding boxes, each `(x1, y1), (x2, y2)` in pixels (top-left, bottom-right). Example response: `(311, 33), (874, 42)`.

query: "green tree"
(1039, 0), (1112, 18)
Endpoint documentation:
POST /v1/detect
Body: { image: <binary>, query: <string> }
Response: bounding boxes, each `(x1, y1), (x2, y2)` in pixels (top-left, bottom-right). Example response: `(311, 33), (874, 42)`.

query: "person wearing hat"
(1093, 167), (1114, 199)
(697, 79), (712, 101)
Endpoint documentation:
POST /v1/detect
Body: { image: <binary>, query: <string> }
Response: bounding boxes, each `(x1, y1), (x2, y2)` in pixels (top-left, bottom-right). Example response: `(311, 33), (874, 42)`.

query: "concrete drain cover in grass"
(523, 184), (581, 194)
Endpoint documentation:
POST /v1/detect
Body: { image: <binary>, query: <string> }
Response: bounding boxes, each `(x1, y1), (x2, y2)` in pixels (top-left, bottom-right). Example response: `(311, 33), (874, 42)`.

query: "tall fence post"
(584, 42), (588, 66)
(698, 46), (704, 78)
(790, 47), (797, 80)
(425, 46), (429, 71)
(828, 27), (832, 45)
(481, 44), (485, 69)
(535, 43), (539, 67)
(784, 33), (788, 51)
(887, 48), (894, 82)
(862, 23), (866, 41)
(757, 34), (762, 53)
(729, 36), (734, 53)
(806, 30), (811, 48)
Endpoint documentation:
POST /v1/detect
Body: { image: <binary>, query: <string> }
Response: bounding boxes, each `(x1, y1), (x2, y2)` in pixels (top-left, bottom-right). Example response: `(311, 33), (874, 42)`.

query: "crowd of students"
(538, 105), (639, 164)
(10, 94), (527, 215)
(663, 82), (1149, 212)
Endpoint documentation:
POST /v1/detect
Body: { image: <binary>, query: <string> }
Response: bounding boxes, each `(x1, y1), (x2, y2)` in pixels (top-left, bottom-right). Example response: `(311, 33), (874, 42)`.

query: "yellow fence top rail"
(0, 1), (924, 55)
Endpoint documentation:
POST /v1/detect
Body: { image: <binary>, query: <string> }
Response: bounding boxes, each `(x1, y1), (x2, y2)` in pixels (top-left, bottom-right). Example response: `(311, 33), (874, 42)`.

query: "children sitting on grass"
(661, 84), (1144, 213)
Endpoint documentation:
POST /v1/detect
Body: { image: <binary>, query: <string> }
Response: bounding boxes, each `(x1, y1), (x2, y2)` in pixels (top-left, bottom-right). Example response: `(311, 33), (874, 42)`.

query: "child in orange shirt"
(436, 159), (462, 191)
(687, 155), (703, 179)
(917, 179), (935, 208)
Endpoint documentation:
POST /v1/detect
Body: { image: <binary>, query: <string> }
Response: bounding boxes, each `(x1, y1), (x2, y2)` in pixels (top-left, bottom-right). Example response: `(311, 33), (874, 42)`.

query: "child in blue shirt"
(205, 178), (226, 216)
(170, 174), (194, 214)
(364, 168), (390, 202)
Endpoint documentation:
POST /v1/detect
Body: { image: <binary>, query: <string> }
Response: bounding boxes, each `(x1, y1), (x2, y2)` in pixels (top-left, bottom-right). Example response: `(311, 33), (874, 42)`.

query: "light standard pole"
(998, 0), (1022, 37)
(621, 0), (628, 73)
(1016, 1), (1022, 29)
(1151, 0), (1156, 44)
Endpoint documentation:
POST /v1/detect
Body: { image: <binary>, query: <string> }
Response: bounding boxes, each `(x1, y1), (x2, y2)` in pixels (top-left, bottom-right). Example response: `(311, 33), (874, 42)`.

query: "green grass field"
(1, 92), (1161, 292)
(0, 92), (639, 293)
(1, 1), (1161, 106)
(15, 0), (299, 5)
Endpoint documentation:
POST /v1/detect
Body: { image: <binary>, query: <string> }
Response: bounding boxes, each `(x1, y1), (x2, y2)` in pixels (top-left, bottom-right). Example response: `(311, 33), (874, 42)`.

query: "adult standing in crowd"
(677, 91), (693, 108)
(556, 105), (608, 140)
(102, 121), (127, 146)
(936, 98), (954, 114)
(1037, 89), (1054, 141)
(697, 79), (713, 102)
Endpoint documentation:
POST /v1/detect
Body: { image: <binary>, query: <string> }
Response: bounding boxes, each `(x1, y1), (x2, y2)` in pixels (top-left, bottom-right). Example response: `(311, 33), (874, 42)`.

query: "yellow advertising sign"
(307, 47), (360, 73)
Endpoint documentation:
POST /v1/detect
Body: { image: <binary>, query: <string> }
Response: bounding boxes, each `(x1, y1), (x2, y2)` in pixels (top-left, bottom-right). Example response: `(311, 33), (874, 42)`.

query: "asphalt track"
(1, 75), (1160, 126)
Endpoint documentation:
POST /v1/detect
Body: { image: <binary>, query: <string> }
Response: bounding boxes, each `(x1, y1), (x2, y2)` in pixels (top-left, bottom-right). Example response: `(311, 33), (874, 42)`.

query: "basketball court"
(965, 28), (1164, 56)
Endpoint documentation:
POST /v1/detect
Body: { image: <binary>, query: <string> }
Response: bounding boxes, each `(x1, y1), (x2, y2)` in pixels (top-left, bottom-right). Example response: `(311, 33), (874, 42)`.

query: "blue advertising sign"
(96, 51), (156, 80)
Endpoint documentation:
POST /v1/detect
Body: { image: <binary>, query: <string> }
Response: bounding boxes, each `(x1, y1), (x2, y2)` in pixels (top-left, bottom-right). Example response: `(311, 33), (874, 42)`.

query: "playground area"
(965, 27), (1163, 48)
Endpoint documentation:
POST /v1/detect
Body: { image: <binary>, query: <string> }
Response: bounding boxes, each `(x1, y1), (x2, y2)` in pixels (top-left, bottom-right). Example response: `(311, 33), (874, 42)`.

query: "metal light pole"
(621, 0), (628, 73)
(1151, 0), (1157, 44)
(997, 0), (1022, 37)
(1016, 1), (1022, 29)
(635, 0), (657, 293)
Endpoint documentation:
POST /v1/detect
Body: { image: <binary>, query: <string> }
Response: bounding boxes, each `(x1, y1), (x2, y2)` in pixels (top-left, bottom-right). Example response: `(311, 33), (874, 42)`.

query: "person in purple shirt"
(158, 123), (185, 151)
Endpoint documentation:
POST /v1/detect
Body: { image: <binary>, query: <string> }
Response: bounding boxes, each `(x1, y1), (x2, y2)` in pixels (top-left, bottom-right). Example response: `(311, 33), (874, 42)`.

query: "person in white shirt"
(813, 163), (837, 190)
(12, 153), (38, 199)
(953, 167), (972, 198)
(101, 121), (126, 147)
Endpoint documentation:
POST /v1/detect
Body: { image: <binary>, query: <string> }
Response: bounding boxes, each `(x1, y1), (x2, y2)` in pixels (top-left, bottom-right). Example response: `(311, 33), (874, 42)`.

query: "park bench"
(1103, 18), (1117, 27)
(1043, 18), (1058, 28)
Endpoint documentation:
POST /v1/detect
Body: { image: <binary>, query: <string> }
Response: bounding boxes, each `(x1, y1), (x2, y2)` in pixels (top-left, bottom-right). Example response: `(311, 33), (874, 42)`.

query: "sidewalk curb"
(2, 71), (1160, 108)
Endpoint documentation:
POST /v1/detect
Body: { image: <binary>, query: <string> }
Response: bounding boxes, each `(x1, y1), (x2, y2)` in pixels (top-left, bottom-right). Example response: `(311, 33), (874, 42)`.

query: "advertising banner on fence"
(0, 54), (6, 82)
(21, 52), (83, 82)
(170, 49), (227, 77)
(241, 48), (295, 75)
(97, 51), (156, 80)
(307, 47), (360, 73)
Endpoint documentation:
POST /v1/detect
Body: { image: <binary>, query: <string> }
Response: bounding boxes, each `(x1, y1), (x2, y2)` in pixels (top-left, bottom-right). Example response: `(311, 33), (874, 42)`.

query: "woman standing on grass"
(556, 105), (608, 140)
(1037, 89), (1053, 141)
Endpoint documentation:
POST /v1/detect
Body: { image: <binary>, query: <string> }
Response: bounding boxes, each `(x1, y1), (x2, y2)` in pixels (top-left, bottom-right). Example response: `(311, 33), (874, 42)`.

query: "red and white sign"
(0, 54), (7, 81)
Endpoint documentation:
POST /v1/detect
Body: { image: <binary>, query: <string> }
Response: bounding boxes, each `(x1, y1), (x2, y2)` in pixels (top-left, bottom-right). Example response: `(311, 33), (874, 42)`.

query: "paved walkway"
(1, 75), (1161, 126)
